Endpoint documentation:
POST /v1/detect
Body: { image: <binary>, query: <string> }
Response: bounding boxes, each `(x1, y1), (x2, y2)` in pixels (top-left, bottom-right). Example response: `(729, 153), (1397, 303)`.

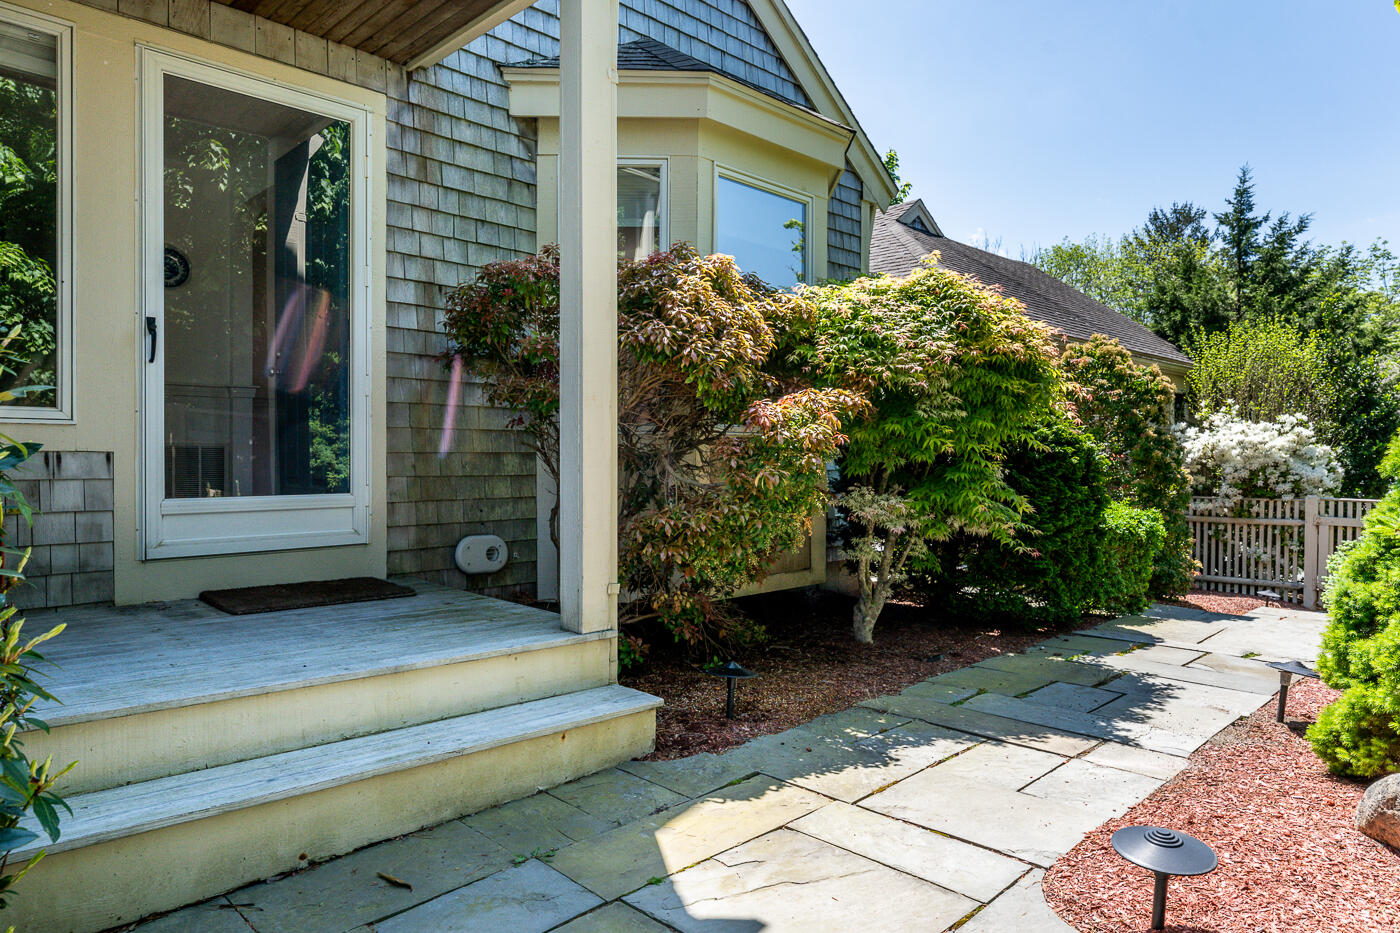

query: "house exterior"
(872, 200), (1194, 389)
(0, 0), (894, 928)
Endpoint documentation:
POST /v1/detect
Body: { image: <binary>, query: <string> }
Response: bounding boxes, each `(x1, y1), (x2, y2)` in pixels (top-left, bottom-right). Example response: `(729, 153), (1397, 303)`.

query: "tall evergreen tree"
(1213, 165), (1268, 319)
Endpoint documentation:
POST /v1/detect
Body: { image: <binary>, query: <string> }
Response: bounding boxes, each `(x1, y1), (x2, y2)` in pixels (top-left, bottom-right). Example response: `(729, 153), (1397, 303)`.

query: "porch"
(15, 583), (658, 933)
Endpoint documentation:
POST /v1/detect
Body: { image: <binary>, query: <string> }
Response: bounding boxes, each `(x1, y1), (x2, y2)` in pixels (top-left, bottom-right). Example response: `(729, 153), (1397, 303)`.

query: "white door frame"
(138, 48), (373, 560)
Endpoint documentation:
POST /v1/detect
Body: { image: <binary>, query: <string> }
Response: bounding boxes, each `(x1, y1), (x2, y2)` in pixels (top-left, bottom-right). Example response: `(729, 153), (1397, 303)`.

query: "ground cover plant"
(1311, 432), (1400, 778)
(444, 246), (860, 658)
(797, 261), (1064, 642)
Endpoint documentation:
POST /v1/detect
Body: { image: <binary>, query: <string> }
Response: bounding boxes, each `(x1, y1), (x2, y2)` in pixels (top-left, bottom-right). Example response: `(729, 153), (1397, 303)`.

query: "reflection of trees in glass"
(0, 74), (58, 405)
(303, 121), (351, 494)
(784, 217), (805, 283)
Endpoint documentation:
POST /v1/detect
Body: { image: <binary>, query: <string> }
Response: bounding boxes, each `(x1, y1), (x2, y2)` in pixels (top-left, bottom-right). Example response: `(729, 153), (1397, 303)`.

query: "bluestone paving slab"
(974, 653), (1118, 687)
(1098, 614), (1230, 644)
(1122, 643), (1208, 666)
(790, 801), (1027, 902)
(783, 721), (980, 802)
(921, 739), (1067, 790)
(1195, 618), (1327, 662)
(1080, 741), (1191, 779)
(1029, 634), (1128, 658)
(375, 859), (600, 933)
(618, 752), (757, 800)
(862, 771), (1105, 867)
(460, 789), (614, 855)
(900, 679), (980, 703)
(860, 693), (1100, 756)
(547, 775), (827, 901)
(1023, 681), (1123, 712)
(931, 665), (1060, 696)
(547, 768), (688, 827)
(1022, 758), (1166, 819)
(131, 898), (250, 933)
(1089, 653), (1278, 695)
(551, 901), (677, 932)
(958, 869), (1072, 932)
(625, 828), (978, 933)
(962, 692), (1203, 756)
(230, 818), (510, 933)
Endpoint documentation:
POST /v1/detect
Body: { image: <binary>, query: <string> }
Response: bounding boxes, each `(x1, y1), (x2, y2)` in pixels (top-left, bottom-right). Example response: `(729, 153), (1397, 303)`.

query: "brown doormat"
(199, 577), (416, 615)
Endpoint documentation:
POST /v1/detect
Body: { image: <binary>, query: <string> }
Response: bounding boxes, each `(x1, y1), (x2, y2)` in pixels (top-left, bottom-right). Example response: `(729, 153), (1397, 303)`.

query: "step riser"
(26, 638), (614, 795)
(10, 709), (656, 933)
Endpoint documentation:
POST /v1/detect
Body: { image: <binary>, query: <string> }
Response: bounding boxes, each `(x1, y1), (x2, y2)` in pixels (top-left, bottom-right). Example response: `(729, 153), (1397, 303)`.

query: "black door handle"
(146, 316), (157, 363)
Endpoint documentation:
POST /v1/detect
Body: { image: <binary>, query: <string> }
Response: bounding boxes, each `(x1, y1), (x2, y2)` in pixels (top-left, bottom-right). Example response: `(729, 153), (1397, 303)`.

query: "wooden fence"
(1186, 496), (1378, 608)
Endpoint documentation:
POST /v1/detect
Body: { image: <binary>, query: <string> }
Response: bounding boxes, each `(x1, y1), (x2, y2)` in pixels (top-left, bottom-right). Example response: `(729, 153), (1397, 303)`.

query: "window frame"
(137, 46), (374, 560)
(0, 2), (74, 422)
(712, 164), (814, 286)
(617, 156), (669, 258)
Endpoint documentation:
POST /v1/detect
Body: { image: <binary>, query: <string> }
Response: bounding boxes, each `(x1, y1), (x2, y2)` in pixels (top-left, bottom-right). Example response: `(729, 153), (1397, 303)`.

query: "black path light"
(1267, 659), (1321, 723)
(705, 661), (756, 719)
(1111, 826), (1217, 930)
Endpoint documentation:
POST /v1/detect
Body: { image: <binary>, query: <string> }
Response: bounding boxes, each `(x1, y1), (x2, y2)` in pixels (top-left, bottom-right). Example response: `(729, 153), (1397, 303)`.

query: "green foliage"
(882, 149), (912, 206)
(1310, 433), (1400, 776)
(1060, 335), (1194, 596)
(1096, 501), (1167, 616)
(0, 329), (70, 909)
(443, 246), (860, 655)
(799, 262), (1064, 641)
(930, 419), (1111, 625)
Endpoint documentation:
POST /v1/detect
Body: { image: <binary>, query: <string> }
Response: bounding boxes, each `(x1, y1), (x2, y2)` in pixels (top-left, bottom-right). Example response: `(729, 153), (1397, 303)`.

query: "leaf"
(32, 795), (59, 842)
(0, 827), (38, 852)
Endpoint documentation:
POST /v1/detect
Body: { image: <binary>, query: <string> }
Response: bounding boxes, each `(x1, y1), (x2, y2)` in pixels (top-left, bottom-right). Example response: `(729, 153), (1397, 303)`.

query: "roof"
(512, 38), (823, 115)
(871, 205), (1193, 368)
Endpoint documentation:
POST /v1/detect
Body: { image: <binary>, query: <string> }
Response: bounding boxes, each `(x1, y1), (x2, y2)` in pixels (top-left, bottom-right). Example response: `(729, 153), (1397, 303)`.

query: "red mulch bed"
(620, 590), (1068, 760)
(1044, 679), (1400, 932)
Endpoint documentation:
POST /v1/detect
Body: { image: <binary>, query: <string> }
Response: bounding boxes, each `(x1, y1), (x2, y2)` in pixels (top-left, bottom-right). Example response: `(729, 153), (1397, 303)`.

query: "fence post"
(1302, 495), (1320, 609)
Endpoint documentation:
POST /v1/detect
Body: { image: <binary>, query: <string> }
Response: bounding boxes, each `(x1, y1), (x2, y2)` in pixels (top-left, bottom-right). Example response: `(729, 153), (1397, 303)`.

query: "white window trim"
(712, 164), (814, 285)
(0, 2), (74, 423)
(618, 156), (669, 254)
(137, 47), (374, 560)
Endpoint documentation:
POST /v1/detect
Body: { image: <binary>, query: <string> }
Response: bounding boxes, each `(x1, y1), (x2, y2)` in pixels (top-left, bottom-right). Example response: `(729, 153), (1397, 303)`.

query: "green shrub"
(1094, 502), (1166, 616)
(927, 419), (1110, 625)
(1309, 433), (1400, 777)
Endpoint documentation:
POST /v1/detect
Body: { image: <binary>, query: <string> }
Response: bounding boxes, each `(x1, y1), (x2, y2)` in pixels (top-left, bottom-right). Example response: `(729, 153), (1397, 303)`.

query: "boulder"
(1356, 773), (1400, 849)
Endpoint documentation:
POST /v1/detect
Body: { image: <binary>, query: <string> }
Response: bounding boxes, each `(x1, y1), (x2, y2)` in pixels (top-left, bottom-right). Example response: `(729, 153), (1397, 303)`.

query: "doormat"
(200, 577), (416, 615)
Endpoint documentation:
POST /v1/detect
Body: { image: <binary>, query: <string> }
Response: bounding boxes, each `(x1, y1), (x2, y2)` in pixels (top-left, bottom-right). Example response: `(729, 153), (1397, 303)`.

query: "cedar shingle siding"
(828, 167), (864, 281)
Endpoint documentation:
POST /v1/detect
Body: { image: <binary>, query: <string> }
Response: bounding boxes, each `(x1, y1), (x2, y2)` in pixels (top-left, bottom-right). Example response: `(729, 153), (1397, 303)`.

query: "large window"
(715, 172), (808, 287)
(618, 160), (665, 261)
(0, 9), (69, 417)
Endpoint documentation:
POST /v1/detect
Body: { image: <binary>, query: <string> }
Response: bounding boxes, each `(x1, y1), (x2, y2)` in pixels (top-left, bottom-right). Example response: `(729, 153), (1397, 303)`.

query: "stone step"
(11, 685), (660, 933)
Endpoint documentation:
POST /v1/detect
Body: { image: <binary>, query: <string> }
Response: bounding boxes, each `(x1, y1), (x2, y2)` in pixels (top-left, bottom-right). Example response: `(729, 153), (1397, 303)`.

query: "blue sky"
(787, 0), (1399, 257)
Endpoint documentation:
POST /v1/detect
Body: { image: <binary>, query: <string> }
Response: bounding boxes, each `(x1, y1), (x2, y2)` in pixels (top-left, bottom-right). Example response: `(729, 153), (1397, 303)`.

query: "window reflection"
(715, 175), (806, 287)
(618, 163), (663, 261)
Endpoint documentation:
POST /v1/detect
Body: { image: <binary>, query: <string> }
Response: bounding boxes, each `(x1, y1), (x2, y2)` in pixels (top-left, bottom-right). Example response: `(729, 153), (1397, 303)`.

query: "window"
(715, 172), (808, 287)
(0, 9), (70, 417)
(141, 50), (370, 558)
(617, 160), (665, 261)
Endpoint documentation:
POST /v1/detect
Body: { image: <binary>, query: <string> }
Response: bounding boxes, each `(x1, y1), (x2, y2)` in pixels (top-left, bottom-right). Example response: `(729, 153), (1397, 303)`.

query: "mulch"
(1043, 678), (1400, 932)
(620, 589), (1066, 760)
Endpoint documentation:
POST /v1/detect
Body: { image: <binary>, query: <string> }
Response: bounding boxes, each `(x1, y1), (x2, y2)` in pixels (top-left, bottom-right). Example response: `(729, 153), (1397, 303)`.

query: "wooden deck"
(28, 580), (603, 728)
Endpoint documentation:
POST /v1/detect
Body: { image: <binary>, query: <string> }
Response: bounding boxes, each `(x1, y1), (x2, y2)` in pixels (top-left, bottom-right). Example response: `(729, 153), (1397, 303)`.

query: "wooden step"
(10, 685), (660, 933)
(24, 584), (617, 794)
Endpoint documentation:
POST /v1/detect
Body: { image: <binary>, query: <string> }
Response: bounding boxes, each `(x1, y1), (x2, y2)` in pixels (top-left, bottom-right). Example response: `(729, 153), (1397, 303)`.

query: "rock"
(1356, 774), (1400, 849)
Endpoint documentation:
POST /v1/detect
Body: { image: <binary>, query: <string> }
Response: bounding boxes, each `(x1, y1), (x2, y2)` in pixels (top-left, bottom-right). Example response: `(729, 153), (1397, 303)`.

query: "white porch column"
(557, 0), (619, 635)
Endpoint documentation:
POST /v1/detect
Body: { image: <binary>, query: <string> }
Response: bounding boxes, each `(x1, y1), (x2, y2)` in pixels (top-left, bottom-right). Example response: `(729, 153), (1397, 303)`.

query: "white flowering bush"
(1180, 410), (1343, 505)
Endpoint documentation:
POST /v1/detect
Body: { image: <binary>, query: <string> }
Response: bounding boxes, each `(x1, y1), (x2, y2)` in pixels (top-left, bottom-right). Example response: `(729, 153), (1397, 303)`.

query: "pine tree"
(1213, 165), (1268, 319)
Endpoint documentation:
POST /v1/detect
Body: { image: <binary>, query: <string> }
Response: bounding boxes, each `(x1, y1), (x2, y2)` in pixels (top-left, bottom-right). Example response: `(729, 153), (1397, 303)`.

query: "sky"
(786, 0), (1400, 258)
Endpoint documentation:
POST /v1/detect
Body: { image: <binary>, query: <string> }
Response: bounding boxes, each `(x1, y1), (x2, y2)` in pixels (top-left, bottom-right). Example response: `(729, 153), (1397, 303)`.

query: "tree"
(799, 263), (1064, 642)
(443, 246), (861, 657)
(883, 149), (913, 206)
(1186, 318), (1331, 424)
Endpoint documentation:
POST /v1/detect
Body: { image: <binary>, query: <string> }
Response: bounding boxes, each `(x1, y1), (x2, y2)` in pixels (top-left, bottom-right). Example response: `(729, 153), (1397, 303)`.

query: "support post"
(1302, 495), (1320, 609)
(557, 0), (619, 636)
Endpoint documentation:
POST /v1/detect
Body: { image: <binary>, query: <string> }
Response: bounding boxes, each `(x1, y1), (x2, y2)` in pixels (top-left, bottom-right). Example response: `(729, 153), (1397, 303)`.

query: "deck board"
(26, 582), (601, 727)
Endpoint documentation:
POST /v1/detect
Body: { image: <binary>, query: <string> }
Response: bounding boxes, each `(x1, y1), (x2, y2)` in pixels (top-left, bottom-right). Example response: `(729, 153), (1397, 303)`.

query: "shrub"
(1095, 501), (1166, 616)
(443, 246), (860, 655)
(797, 261), (1064, 642)
(927, 419), (1111, 625)
(1180, 409), (1343, 504)
(1060, 334), (1194, 597)
(1186, 317), (1331, 425)
(1309, 434), (1400, 777)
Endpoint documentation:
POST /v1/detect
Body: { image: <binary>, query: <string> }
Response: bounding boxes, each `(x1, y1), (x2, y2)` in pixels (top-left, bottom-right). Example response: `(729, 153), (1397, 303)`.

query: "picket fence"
(1186, 496), (1379, 608)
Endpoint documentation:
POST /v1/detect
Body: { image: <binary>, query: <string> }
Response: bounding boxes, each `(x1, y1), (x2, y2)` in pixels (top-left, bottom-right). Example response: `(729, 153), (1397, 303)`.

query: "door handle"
(146, 316), (157, 363)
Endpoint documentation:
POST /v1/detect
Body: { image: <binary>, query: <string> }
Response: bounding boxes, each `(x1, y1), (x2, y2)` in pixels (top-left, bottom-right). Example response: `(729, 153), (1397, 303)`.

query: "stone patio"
(135, 601), (1326, 933)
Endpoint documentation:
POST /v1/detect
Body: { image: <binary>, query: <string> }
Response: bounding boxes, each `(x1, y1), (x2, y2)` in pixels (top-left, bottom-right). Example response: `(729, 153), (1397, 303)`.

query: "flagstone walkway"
(136, 602), (1327, 933)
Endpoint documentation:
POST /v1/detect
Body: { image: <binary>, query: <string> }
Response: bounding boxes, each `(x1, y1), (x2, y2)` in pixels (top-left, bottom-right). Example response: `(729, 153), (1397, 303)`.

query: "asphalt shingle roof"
(871, 205), (1192, 367)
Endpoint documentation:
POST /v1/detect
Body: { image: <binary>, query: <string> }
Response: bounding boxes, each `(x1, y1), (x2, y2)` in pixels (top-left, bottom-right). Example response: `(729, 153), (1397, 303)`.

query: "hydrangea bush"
(1180, 409), (1343, 505)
